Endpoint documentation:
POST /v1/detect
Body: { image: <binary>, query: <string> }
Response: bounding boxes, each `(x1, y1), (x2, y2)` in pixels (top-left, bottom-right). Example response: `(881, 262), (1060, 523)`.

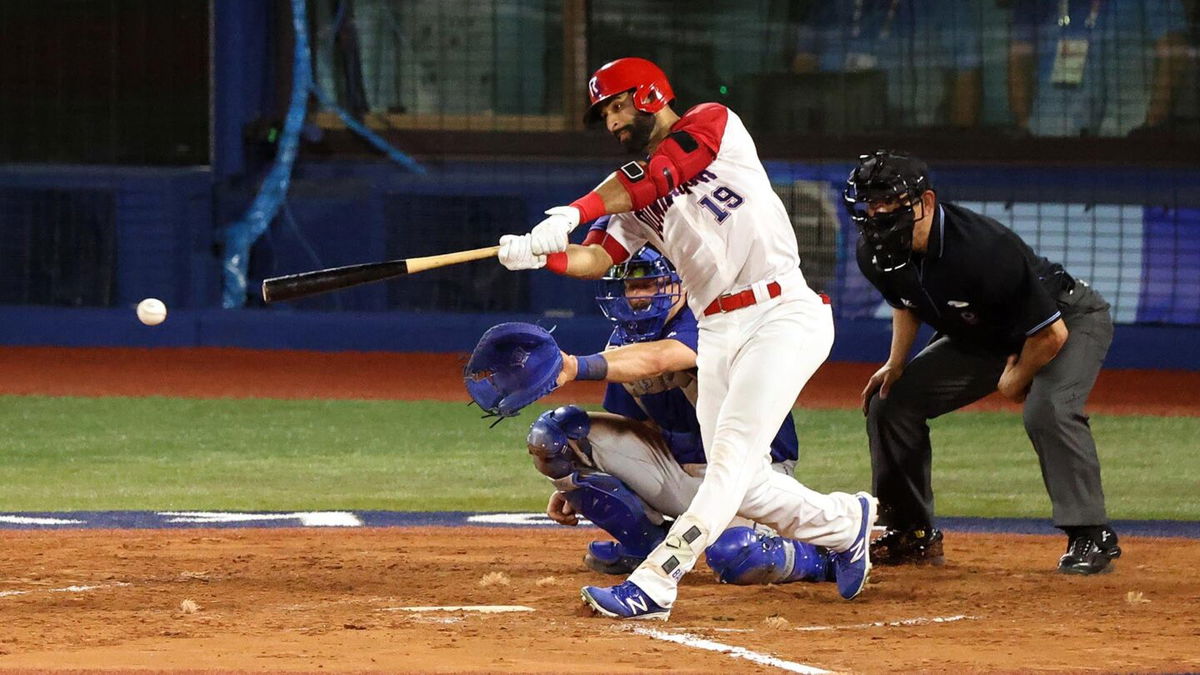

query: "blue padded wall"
(0, 165), (216, 309)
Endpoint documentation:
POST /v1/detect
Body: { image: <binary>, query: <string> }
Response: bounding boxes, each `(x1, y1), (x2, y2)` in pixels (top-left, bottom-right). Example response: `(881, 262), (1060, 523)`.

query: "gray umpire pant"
(865, 283), (1114, 529)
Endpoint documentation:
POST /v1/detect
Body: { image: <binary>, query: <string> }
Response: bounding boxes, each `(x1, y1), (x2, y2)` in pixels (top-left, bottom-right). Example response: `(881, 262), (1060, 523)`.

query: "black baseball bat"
(261, 245), (501, 303)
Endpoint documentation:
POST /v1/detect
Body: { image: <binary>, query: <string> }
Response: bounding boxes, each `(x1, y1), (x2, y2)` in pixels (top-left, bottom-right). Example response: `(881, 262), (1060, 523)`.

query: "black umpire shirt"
(856, 202), (1073, 355)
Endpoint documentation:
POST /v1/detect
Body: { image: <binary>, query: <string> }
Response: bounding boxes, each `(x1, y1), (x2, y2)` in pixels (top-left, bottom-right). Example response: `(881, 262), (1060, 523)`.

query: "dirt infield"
(1, 527), (1198, 673)
(1, 346), (1199, 673)
(2, 346), (1198, 416)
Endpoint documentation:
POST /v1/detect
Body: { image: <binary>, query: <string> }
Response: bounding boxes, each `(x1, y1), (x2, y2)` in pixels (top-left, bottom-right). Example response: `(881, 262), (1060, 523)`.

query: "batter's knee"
(527, 405), (593, 479)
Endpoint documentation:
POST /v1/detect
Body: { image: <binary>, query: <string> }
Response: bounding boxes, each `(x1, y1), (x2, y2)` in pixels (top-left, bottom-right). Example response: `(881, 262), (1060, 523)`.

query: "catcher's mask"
(843, 150), (933, 272)
(595, 247), (682, 343)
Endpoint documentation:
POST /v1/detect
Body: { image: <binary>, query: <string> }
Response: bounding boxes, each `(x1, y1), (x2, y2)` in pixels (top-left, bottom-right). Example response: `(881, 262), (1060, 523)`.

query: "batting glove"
(529, 206), (580, 255)
(498, 234), (547, 271)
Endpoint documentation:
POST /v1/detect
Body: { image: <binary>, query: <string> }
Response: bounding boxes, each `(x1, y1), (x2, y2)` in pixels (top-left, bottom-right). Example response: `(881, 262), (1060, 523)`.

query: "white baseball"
(136, 298), (167, 326)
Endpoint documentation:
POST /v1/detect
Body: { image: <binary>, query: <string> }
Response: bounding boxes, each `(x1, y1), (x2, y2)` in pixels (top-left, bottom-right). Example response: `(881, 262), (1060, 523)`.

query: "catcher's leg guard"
(529, 406), (667, 573)
(704, 526), (832, 585)
(562, 472), (668, 562)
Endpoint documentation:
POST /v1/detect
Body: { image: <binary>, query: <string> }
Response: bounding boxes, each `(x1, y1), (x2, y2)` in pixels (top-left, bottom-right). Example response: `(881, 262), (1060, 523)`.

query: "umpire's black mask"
(843, 150), (933, 272)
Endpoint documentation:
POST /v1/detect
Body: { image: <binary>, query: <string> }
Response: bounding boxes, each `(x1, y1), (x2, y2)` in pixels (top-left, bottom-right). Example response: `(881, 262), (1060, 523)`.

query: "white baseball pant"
(585, 412), (794, 529)
(628, 271), (866, 607)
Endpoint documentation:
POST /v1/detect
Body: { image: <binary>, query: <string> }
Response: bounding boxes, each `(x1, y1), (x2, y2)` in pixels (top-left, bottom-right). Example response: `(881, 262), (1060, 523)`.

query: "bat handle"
(405, 245), (502, 274)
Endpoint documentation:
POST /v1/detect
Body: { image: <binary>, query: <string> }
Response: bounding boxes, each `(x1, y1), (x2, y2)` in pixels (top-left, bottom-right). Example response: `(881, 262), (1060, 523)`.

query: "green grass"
(1, 396), (1196, 520)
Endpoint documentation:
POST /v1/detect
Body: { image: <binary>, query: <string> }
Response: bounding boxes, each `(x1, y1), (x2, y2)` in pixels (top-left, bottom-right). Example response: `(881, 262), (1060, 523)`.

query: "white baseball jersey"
(592, 103), (806, 316)
(580, 103), (865, 611)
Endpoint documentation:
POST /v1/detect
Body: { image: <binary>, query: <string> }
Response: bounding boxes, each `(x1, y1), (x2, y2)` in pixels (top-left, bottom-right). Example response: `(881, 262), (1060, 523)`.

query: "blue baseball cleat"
(830, 491), (877, 600)
(580, 580), (670, 621)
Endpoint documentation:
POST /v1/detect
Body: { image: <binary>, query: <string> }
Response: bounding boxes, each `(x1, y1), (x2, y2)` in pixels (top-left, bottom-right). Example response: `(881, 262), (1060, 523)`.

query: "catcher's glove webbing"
(464, 322), (562, 421)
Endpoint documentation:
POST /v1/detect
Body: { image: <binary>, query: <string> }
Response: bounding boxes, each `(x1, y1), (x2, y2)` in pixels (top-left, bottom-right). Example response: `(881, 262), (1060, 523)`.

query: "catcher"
(466, 245), (838, 586)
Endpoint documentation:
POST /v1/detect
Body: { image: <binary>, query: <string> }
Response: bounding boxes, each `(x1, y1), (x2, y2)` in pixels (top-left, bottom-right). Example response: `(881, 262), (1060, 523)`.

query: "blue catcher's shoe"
(585, 541), (646, 575)
(580, 580), (670, 621)
(830, 491), (877, 600)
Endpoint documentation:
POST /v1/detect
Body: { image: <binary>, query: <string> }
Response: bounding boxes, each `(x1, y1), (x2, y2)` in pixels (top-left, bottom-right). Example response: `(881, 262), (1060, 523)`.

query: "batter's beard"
(616, 112), (657, 155)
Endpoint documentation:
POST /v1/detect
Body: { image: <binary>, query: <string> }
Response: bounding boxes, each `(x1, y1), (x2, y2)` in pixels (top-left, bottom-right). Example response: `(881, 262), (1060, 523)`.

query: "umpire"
(846, 150), (1120, 575)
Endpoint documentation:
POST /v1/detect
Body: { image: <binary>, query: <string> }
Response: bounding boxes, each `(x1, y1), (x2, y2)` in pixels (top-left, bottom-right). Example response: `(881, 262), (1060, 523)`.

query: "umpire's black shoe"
(870, 526), (945, 566)
(1058, 526), (1121, 575)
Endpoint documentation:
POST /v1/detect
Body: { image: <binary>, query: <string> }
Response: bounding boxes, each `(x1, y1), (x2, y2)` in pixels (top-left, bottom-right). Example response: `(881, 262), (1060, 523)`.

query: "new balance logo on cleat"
(624, 595), (649, 614)
(846, 536), (867, 564)
(830, 492), (877, 600)
(580, 581), (671, 621)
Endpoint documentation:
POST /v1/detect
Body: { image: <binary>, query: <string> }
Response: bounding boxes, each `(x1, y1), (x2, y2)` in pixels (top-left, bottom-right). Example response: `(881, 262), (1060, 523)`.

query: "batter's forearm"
(572, 130), (718, 220)
(567, 172), (636, 226)
(590, 174), (635, 214)
(555, 243), (614, 279)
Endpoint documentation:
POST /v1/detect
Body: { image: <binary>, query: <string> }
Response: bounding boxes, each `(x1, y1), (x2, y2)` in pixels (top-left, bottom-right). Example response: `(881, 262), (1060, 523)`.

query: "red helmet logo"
(583, 57), (675, 126)
(640, 85), (662, 107)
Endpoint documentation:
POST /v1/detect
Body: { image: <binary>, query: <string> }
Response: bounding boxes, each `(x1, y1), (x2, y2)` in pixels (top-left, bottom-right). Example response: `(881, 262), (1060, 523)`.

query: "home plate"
(384, 605), (535, 613)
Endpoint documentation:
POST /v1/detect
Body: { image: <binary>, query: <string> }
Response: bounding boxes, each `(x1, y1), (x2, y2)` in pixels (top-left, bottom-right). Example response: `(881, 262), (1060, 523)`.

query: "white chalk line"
(634, 615), (981, 672)
(382, 605), (535, 613)
(158, 511), (362, 527)
(680, 614), (980, 634)
(0, 581), (130, 598)
(790, 614), (979, 632)
(631, 626), (832, 674)
(0, 515), (85, 526)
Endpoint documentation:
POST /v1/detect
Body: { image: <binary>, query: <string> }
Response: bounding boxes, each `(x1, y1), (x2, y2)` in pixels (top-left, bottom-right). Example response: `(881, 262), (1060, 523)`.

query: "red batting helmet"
(583, 57), (675, 126)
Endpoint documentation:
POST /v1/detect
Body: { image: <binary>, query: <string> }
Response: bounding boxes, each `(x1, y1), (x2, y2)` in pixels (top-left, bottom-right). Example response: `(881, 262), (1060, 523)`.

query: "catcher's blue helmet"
(595, 246), (682, 343)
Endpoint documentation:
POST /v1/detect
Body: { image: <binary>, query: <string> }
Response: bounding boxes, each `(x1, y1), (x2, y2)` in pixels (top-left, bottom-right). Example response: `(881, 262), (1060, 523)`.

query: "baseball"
(136, 298), (167, 326)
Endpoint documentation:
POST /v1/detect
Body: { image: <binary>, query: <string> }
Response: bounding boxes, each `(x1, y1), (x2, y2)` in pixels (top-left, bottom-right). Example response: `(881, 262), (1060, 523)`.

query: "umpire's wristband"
(574, 354), (608, 381)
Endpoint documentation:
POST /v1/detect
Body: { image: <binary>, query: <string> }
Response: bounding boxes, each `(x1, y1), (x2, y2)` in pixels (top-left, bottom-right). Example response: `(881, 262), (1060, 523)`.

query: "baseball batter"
(498, 57), (876, 620)
(529, 245), (836, 587)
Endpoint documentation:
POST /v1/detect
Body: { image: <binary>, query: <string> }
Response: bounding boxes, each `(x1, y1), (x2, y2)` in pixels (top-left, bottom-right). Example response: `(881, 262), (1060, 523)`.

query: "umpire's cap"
(849, 150), (933, 200)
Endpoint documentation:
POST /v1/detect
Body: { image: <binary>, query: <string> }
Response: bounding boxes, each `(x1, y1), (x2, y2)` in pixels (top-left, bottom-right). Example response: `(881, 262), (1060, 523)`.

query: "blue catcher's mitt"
(464, 322), (562, 421)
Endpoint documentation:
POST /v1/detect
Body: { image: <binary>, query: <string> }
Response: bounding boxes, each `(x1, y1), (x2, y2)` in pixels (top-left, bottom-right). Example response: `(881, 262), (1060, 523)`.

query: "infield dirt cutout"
(1, 527), (1199, 673)
(1, 347), (1198, 673)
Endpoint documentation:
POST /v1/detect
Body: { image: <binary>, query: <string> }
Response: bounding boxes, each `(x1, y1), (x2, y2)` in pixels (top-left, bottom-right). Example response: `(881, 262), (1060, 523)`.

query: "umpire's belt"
(703, 281), (782, 316)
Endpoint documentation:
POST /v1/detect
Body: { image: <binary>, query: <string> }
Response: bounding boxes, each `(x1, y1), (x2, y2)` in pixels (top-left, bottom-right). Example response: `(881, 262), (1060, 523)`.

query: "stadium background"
(1, 3), (1199, 672)
(0, 0), (1197, 368)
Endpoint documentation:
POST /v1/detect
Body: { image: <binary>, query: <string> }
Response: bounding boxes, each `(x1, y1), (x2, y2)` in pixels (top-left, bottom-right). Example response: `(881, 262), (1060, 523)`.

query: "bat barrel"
(262, 260), (409, 303)
(260, 245), (500, 303)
